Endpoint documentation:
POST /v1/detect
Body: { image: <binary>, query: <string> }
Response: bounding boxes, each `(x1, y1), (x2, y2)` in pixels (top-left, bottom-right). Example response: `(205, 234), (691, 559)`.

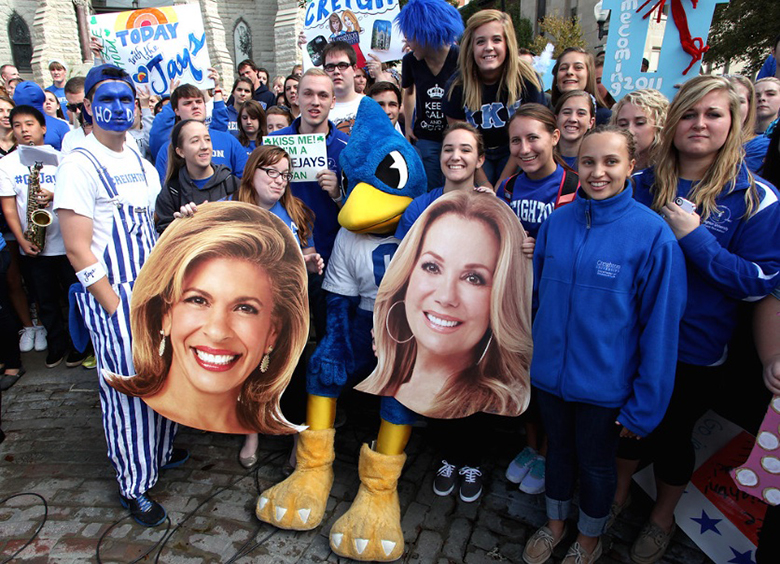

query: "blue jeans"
(414, 138), (444, 191)
(535, 387), (621, 537)
(482, 146), (510, 187)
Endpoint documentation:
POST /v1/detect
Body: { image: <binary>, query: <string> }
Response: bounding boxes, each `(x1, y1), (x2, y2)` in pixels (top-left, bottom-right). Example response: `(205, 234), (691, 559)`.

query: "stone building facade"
(0, 0), (302, 88)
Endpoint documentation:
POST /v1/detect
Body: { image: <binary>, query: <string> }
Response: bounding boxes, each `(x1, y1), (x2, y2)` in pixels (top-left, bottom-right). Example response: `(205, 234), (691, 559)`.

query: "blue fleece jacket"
(634, 166), (780, 366)
(155, 130), (248, 182)
(269, 118), (349, 261)
(13, 81), (70, 151)
(148, 99), (229, 162)
(532, 186), (687, 437)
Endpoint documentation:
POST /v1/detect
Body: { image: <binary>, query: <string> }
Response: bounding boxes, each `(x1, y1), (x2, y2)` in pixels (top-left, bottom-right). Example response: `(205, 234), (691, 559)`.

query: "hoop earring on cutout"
(386, 301), (414, 344)
(477, 334), (493, 365)
(158, 330), (166, 357)
(260, 346), (273, 373)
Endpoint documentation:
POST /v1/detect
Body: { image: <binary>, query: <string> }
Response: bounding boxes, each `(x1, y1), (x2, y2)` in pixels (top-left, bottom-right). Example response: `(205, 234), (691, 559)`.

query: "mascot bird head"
(338, 97), (427, 234)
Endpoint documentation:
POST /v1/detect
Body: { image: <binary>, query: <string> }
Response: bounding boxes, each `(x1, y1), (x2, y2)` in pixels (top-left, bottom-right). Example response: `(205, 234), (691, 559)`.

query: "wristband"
(213, 88), (223, 95)
(76, 262), (107, 288)
(331, 193), (343, 204)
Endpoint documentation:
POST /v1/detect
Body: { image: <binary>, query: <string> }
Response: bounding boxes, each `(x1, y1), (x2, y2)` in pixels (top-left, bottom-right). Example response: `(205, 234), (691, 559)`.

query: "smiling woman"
(107, 202), (309, 435)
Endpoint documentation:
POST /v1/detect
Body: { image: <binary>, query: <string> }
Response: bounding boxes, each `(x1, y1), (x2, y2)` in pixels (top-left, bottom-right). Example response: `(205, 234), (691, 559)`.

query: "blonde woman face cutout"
(404, 213), (498, 365)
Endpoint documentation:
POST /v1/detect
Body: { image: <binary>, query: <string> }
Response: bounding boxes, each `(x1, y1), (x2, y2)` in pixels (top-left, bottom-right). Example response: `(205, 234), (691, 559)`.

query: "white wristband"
(76, 263), (107, 288)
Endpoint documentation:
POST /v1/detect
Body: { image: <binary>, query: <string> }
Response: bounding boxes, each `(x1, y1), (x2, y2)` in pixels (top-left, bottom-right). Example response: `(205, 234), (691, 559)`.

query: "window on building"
(8, 12), (32, 72)
(234, 19), (253, 63)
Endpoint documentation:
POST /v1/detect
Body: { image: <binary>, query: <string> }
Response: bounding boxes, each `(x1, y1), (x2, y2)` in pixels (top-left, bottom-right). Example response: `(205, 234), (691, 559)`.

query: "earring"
(477, 334), (493, 365)
(386, 301), (414, 344)
(260, 345), (273, 373)
(158, 330), (166, 357)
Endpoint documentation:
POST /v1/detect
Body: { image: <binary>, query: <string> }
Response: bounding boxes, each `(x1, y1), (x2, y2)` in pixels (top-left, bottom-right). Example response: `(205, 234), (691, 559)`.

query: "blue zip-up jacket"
(269, 118), (349, 261)
(532, 186), (687, 437)
(148, 98), (229, 162)
(634, 165), (780, 366)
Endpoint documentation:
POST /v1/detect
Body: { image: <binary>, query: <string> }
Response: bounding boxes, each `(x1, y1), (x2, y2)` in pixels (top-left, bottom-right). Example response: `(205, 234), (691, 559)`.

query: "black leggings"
(617, 362), (725, 487)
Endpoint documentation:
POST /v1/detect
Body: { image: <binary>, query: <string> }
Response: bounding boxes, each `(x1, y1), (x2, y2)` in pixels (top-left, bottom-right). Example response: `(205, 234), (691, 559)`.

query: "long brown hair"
(551, 48), (607, 109)
(508, 103), (568, 171)
(237, 100), (267, 147)
(237, 145), (315, 246)
(165, 119), (210, 184)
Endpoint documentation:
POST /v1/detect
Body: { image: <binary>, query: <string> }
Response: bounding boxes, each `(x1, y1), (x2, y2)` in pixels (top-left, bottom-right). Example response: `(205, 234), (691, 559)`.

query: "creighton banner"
(601, 0), (728, 101)
(89, 5), (214, 96)
(263, 134), (328, 182)
(303, 0), (405, 70)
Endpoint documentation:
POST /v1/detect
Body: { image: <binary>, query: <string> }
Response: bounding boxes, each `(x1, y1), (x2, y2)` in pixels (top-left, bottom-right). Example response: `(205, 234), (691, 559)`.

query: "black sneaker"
(433, 460), (459, 496)
(459, 466), (483, 502)
(161, 448), (189, 470)
(45, 350), (65, 368)
(119, 493), (167, 527)
(66, 349), (89, 368)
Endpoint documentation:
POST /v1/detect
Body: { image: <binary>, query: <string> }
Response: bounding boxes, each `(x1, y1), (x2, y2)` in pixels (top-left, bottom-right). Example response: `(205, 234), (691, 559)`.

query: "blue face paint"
(91, 81), (135, 132)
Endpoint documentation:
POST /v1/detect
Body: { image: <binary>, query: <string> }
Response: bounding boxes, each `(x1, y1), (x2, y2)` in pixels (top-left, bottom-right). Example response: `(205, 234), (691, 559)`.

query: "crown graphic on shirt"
(427, 85), (444, 99)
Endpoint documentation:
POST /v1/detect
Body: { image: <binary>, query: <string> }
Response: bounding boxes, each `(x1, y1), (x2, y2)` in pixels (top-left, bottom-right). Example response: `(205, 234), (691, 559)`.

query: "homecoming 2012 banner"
(89, 5), (214, 96)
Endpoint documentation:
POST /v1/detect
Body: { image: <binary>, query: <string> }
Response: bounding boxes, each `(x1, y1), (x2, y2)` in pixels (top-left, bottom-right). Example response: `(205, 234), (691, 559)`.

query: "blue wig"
(395, 0), (464, 49)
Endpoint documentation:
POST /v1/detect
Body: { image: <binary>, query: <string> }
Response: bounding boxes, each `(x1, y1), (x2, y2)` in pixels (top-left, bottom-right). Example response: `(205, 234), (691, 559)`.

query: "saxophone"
(24, 161), (53, 252)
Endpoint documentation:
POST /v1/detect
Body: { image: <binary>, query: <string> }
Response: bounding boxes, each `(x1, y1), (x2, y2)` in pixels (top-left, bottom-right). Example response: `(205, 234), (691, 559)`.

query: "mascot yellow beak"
(338, 182), (413, 235)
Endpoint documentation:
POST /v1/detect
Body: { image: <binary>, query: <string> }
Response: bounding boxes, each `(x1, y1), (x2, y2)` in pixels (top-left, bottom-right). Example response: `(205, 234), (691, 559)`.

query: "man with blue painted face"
(54, 64), (184, 528)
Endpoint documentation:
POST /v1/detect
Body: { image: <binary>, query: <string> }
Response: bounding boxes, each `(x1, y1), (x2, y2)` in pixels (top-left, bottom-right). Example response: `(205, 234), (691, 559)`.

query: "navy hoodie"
(13, 82), (70, 151)
(532, 186), (687, 437)
(148, 99), (229, 162)
(634, 165), (780, 366)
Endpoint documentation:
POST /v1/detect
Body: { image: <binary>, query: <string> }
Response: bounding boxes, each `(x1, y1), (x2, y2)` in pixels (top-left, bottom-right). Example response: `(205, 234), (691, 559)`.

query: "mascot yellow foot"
(329, 444), (406, 561)
(256, 428), (335, 530)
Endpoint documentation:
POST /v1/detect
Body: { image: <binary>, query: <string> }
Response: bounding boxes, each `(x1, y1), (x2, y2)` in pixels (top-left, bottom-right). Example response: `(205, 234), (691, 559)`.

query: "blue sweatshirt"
(634, 166), (780, 366)
(226, 105), (240, 138)
(269, 118), (349, 261)
(395, 188), (444, 240)
(496, 165), (569, 238)
(532, 186), (687, 437)
(13, 81), (69, 151)
(155, 130), (248, 182)
(148, 99), (229, 162)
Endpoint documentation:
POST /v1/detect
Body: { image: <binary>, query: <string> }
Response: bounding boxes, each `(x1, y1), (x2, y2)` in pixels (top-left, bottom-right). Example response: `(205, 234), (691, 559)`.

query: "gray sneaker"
(523, 524), (568, 564)
(630, 518), (676, 564)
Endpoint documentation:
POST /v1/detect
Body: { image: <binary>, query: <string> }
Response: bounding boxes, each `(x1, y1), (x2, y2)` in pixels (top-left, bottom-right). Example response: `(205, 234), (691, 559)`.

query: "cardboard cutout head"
(107, 202), (308, 435)
(356, 190), (532, 419)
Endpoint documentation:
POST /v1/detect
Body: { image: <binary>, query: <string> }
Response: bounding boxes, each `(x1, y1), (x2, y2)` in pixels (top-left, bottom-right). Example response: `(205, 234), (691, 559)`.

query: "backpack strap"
(554, 169), (580, 208)
(501, 173), (520, 203)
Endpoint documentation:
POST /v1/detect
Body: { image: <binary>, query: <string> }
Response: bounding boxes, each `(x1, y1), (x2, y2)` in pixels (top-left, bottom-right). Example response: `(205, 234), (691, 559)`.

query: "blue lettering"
(317, 0), (329, 23)
(356, 0), (371, 9)
(146, 54), (168, 95)
(116, 30), (129, 47)
(480, 103), (506, 129)
(140, 26), (154, 42)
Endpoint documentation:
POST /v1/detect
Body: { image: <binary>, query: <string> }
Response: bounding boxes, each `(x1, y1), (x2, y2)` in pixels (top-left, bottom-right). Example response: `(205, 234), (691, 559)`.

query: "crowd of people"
(0, 3), (779, 563)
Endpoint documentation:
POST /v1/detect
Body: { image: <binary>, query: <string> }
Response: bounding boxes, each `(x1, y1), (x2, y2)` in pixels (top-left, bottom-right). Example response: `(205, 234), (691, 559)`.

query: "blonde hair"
(610, 88), (669, 164)
(650, 76), (758, 220)
(728, 75), (757, 143)
(109, 202), (309, 434)
(448, 10), (541, 112)
(357, 190), (532, 419)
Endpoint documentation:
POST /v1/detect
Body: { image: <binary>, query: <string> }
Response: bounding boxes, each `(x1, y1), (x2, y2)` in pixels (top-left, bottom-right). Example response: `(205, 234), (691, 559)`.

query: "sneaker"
(459, 466), (483, 502)
(630, 518), (676, 564)
(433, 460), (458, 496)
(562, 540), (602, 564)
(519, 456), (546, 494)
(66, 349), (89, 368)
(33, 326), (47, 352)
(605, 492), (632, 531)
(82, 355), (97, 370)
(161, 448), (190, 470)
(506, 446), (538, 484)
(19, 327), (35, 353)
(0, 368), (26, 391)
(523, 524), (568, 564)
(45, 350), (65, 368)
(119, 493), (167, 527)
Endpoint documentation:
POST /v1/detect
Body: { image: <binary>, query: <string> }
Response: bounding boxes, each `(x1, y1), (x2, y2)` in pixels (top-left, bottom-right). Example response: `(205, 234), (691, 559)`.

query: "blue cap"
(84, 64), (136, 98)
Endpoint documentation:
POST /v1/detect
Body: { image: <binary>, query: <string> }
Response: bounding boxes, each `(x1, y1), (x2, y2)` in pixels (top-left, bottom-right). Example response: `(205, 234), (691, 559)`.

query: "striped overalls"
(72, 148), (178, 499)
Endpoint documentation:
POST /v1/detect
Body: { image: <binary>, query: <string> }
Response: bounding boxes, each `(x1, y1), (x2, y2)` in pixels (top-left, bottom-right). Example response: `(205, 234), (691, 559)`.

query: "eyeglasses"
(66, 103), (83, 112)
(323, 62), (352, 73)
(259, 167), (293, 181)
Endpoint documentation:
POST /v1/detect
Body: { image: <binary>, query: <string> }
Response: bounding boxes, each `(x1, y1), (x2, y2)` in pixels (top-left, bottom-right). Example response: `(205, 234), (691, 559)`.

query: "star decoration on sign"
(691, 509), (722, 535)
(727, 547), (755, 564)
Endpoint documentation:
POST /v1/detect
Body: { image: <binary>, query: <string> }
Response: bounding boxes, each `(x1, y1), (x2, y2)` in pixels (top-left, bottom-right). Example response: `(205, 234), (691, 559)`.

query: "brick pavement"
(0, 351), (712, 563)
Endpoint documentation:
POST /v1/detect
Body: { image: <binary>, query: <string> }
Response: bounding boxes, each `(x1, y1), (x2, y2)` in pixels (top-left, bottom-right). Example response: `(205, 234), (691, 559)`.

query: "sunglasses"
(66, 103), (83, 112)
(323, 62), (352, 73)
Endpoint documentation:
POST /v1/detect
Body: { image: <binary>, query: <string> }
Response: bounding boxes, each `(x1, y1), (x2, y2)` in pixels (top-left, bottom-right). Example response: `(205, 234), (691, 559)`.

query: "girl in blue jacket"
(522, 126), (686, 564)
(616, 75), (780, 564)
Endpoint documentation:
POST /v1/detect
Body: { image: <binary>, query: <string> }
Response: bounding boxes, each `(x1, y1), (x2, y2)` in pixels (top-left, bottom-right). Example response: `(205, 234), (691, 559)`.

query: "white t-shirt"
(322, 228), (399, 312)
(61, 127), (140, 155)
(53, 134), (160, 264)
(0, 150), (65, 256)
(331, 94), (364, 136)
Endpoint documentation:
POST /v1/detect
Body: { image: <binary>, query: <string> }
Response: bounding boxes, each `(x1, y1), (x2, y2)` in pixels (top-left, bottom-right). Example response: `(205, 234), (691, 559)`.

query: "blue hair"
(395, 0), (463, 49)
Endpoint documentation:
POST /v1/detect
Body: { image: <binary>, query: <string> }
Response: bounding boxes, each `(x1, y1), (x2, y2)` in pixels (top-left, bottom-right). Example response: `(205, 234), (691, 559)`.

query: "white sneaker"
(19, 327), (36, 352)
(34, 326), (47, 352)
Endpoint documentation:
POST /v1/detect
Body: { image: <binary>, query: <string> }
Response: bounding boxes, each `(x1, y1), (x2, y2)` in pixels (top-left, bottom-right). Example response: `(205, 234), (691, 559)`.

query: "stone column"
(274, 0), (304, 79)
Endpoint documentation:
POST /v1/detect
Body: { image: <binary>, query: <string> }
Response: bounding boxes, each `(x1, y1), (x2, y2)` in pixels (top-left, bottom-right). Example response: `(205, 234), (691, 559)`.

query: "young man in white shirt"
(55, 64), (182, 528)
(322, 41), (364, 135)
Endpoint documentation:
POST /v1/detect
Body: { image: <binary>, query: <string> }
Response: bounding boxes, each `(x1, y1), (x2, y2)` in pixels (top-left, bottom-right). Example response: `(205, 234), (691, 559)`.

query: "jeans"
(482, 146), (511, 187)
(414, 138), (444, 191)
(535, 387), (621, 537)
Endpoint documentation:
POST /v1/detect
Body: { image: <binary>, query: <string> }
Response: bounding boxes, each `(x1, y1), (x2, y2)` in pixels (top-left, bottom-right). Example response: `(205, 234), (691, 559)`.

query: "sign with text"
(263, 134), (328, 182)
(302, 0), (405, 70)
(601, 0), (729, 101)
(89, 5), (214, 96)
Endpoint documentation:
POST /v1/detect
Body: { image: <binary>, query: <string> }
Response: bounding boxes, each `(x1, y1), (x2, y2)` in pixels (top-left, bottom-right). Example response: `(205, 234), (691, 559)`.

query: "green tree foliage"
(459, 0), (535, 50)
(530, 13), (586, 58)
(704, 0), (780, 75)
